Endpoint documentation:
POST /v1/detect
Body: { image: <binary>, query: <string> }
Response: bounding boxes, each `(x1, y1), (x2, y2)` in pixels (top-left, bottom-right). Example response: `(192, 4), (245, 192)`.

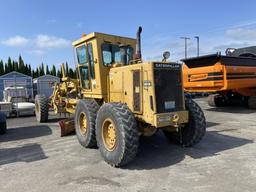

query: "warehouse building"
(0, 71), (33, 101)
(33, 75), (60, 98)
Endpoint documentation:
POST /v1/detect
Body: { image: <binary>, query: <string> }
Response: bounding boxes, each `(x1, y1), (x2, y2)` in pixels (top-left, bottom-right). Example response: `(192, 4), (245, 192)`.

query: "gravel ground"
(0, 98), (256, 192)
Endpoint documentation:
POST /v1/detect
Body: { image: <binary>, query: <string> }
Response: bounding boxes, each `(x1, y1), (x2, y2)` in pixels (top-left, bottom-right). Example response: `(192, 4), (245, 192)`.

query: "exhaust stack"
(134, 26), (142, 61)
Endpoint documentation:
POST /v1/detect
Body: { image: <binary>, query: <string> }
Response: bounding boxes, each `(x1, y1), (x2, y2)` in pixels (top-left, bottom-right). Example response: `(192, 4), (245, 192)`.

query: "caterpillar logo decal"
(154, 63), (181, 70)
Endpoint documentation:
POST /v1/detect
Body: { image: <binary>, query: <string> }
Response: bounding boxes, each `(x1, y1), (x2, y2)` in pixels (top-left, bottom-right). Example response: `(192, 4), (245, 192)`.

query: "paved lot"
(0, 98), (256, 192)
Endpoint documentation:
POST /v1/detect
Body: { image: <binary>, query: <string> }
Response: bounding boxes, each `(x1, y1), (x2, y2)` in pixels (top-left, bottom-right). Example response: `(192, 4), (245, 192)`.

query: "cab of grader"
(35, 27), (206, 167)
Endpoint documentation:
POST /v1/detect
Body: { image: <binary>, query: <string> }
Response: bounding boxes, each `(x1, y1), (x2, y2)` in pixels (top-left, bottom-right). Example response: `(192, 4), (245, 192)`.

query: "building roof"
(0, 71), (32, 79)
(33, 74), (60, 83)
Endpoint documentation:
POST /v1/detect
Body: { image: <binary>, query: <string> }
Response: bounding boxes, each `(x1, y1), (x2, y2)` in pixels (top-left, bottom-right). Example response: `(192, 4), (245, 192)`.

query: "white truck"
(0, 87), (35, 117)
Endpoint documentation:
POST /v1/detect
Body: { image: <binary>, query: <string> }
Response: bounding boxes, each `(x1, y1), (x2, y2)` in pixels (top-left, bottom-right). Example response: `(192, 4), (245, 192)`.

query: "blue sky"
(1, 0), (256, 69)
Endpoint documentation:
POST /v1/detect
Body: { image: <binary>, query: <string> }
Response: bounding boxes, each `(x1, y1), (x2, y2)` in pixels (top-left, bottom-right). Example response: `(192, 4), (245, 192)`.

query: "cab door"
(76, 43), (95, 92)
(76, 44), (91, 91)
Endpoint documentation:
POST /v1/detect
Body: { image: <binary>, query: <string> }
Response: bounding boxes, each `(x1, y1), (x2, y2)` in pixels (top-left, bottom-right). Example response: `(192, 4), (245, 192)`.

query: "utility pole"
(180, 37), (190, 59)
(194, 36), (200, 57)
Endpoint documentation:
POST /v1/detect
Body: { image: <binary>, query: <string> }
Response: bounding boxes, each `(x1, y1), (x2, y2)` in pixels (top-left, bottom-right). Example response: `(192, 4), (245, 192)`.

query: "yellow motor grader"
(35, 27), (206, 167)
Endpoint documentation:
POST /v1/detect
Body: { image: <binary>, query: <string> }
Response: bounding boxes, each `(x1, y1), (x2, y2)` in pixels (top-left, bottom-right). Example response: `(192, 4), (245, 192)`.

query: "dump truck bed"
(183, 54), (256, 93)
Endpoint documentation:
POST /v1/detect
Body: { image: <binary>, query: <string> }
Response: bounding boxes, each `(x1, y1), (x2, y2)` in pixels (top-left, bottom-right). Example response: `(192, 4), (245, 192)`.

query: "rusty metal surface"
(59, 118), (75, 137)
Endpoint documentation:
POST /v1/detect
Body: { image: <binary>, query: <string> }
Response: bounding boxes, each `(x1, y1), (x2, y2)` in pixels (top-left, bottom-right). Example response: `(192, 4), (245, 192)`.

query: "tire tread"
(35, 94), (48, 122)
(96, 103), (139, 167)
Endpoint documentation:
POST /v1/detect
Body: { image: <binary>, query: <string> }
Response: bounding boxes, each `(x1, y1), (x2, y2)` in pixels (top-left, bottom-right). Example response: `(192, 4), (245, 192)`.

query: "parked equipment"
(183, 48), (256, 108)
(35, 27), (206, 167)
(0, 71), (33, 101)
(0, 111), (7, 134)
(0, 87), (35, 117)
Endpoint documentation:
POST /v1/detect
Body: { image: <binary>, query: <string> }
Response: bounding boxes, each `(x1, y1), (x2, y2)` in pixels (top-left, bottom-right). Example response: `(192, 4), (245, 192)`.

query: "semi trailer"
(183, 47), (256, 108)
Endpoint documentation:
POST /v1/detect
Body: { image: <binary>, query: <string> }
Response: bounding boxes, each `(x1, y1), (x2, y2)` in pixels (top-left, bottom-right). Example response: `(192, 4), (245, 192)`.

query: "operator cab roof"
(72, 32), (136, 47)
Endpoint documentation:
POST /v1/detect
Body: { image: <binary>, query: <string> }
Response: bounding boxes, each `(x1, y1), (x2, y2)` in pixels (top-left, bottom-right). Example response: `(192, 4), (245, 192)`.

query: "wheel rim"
(79, 112), (87, 135)
(102, 118), (117, 151)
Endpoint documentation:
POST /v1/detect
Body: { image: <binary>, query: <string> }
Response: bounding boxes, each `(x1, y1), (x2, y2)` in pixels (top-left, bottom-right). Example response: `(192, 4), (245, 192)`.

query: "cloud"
(1, 34), (70, 57)
(143, 25), (256, 61)
(213, 42), (250, 51)
(35, 35), (70, 48)
(2, 34), (70, 49)
(2, 36), (29, 47)
(226, 28), (256, 41)
(229, 20), (256, 30)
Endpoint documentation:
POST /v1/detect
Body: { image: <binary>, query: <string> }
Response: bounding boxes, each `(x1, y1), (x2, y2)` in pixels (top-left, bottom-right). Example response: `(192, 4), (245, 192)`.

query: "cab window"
(102, 43), (133, 66)
(102, 43), (113, 66)
(126, 46), (133, 64)
(76, 45), (87, 64)
(76, 45), (90, 89)
(113, 45), (121, 63)
(79, 65), (90, 89)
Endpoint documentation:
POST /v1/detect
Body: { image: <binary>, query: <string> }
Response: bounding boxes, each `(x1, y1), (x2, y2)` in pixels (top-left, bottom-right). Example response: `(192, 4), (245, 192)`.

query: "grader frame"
(50, 64), (80, 114)
(35, 27), (206, 167)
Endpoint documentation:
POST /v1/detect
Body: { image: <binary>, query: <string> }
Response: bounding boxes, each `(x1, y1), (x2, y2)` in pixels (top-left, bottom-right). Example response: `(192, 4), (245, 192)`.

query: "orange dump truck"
(183, 53), (256, 108)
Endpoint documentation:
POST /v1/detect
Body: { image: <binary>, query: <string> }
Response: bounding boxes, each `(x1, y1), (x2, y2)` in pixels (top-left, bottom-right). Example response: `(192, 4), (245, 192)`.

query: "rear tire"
(207, 94), (216, 107)
(35, 94), (49, 122)
(207, 94), (227, 107)
(0, 112), (7, 135)
(75, 99), (99, 148)
(96, 103), (139, 167)
(163, 99), (206, 147)
(0, 122), (6, 134)
(248, 96), (256, 109)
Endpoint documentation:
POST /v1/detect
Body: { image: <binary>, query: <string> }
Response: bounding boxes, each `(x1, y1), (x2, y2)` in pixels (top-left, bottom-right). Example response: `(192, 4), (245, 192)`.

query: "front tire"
(163, 99), (206, 147)
(35, 94), (49, 122)
(96, 103), (139, 167)
(0, 112), (7, 135)
(75, 99), (99, 148)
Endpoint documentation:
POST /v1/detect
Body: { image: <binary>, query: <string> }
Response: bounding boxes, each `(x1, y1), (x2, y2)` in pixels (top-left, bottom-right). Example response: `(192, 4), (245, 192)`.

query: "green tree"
(4, 63), (9, 74)
(65, 62), (69, 76)
(0, 60), (4, 75)
(36, 68), (39, 78)
(18, 55), (25, 73)
(28, 64), (32, 76)
(13, 61), (18, 71)
(7, 57), (12, 72)
(24, 64), (29, 75)
(68, 68), (74, 78)
(46, 65), (50, 75)
(57, 69), (61, 78)
(51, 65), (56, 76)
(39, 63), (45, 76)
